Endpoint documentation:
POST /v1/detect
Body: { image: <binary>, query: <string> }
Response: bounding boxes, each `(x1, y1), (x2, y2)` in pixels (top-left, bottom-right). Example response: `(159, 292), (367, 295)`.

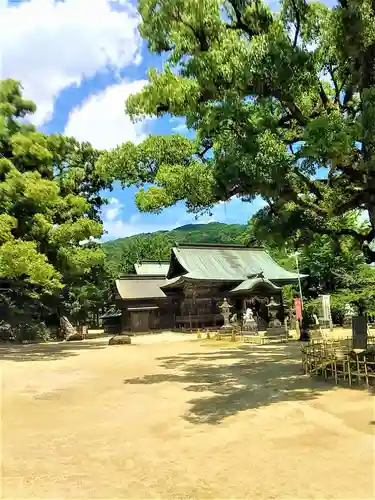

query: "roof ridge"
(117, 275), (167, 280)
(174, 243), (263, 249)
(136, 260), (170, 264)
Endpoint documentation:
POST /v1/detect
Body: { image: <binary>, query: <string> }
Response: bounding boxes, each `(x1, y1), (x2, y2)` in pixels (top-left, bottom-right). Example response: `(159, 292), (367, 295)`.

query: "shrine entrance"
(130, 311), (150, 332)
(128, 306), (159, 333)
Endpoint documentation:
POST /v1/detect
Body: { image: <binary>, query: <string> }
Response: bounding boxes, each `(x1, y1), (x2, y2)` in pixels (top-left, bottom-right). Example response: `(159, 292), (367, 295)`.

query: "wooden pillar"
(279, 292), (285, 322)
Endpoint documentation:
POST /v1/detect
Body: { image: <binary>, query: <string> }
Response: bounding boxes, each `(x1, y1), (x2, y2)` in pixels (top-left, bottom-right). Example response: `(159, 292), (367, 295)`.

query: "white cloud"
(102, 217), (178, 241)
(100, 196), (266, 241)
(107, 197), (121, 205)
(100, 198), (178, 240)
(170, 117), (188, 134)
(0, 0), (141, 125)
(64, 80), (151, 149)
(103, 196), (124, 222)
(105, 206), (122, 222)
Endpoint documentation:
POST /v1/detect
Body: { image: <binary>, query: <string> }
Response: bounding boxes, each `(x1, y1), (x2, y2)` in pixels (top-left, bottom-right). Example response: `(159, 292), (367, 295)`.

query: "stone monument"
(319, 294), (333, 330)
(60, 316), (83, 341)
(352, 315), (368, 350)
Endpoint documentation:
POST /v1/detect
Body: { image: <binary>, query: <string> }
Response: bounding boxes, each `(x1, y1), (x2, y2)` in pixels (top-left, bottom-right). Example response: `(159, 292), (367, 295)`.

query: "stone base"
(243, 320), (258, 331)
(318, 320), (332, 329)
(65, 332), (84, 341)
(109, 335), (132, 345)
(309, 328), (323, 340)
(265, 327), (286, 338)
(221, 324), (233, 330)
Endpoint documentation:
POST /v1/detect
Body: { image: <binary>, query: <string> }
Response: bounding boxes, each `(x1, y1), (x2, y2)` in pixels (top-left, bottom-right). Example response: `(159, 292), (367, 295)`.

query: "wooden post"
(347, 356), (352, 387)
(356, 353), (361, 386)
(363, 355), (369, 388)
(333, 357), (338, 385)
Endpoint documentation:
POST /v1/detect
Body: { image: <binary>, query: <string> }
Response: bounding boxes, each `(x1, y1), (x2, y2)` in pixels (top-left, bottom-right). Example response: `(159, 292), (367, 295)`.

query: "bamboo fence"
(301, 337), (375, 388)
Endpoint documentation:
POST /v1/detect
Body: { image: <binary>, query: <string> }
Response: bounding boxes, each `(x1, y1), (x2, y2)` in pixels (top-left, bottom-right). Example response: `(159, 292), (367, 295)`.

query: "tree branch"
(303, 220), (365, 241)
(290, 0), (301, 48)
(318, 81), (329, 108)
(343, 86), (353, 108)
(274, 92), (307, 125)
(278, 114), (292, 127)
(197, 139), (213, 159)
(327, 65), (340, 104)
(292, 169), (325, 201)
(331, 193), (366, 216)
(366, 228), (375, 243)
(225, 0), (255, 37)
(173, 12), (209, 52)
(333, 161), (365, 183)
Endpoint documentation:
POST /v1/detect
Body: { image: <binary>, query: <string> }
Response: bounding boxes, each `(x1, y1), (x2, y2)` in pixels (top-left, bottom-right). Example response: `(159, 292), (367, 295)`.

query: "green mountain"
(102, 222), (248, 271)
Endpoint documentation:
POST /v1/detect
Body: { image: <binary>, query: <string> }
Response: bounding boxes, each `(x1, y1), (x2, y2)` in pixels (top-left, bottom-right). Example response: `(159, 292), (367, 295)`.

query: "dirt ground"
(1, 332), (374, 500)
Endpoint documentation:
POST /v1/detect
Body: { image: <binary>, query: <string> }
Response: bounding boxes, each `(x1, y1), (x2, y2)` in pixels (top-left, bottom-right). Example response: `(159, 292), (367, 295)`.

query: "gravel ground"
(1, 333), (374, 499)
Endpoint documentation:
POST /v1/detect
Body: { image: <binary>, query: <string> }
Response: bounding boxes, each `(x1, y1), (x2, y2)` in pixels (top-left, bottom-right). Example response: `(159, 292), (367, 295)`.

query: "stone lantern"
(266, 297), (282, 328)
(219, 298), (233, 330)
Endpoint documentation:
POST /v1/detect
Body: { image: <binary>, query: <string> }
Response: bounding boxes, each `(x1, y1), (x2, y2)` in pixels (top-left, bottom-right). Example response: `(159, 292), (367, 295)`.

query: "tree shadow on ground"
(0, 338), (109, 362)
(124, 342), (340, 424)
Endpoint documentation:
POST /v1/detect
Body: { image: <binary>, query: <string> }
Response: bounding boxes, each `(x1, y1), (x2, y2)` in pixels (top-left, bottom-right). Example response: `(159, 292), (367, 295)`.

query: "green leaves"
(126, 67), (202, 118)
(50, 219), (103, 247)
(11, 131), (53, 171)
(0, 214), (17, 244)
(0, 79), (107, 327)
(119, 233), (171, 275)
(0, 240), (62, 292)
(331, 264), (375, 315)
(302, 110), (355, 162)
(94, 0), (375, 262)
(96, 134), (195, 186)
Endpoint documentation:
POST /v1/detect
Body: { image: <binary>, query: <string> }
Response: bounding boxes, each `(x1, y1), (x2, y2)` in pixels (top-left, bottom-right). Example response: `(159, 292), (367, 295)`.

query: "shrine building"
(114, 243), (305, 333)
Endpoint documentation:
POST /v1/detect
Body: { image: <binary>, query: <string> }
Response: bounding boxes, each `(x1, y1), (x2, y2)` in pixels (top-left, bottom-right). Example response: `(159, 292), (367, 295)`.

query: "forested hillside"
(102, 222), (248, 272)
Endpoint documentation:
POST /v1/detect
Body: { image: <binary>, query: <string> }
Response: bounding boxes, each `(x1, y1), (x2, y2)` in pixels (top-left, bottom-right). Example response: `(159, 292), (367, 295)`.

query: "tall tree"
(119, 233), (171, 274)
(97, 0), (375, 262)
(240, 215), (366, 297)
(331, 264), (375, 315)
(0, 79), (108, 338)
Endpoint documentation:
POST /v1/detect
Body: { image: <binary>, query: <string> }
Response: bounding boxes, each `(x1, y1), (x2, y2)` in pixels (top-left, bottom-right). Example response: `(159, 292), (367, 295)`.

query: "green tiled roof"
(116, 278), (168, 299)
(135, 261), (169, 276)
(230, 277), (282, 294)
(167, 244), (305, 284)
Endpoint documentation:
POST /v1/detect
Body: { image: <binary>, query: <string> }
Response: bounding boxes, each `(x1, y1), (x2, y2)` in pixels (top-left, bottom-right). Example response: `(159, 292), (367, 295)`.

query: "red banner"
(294, 298), (302, 321)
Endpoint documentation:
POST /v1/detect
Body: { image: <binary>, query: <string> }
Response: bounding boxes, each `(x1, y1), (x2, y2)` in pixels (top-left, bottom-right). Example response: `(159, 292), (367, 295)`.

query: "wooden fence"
(301, 337), (375, 388)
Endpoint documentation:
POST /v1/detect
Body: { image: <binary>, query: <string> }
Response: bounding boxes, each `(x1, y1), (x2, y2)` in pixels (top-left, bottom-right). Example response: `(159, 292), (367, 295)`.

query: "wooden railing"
(301, 337), (375, 388)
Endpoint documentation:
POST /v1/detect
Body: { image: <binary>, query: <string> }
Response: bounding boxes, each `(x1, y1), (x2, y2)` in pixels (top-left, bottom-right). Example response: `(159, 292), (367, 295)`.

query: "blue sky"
(1, 0), (336, 241)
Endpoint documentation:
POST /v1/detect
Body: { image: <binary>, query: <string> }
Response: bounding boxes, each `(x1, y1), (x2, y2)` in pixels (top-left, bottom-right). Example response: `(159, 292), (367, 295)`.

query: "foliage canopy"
(97, 0), (375, 262)
(0, 79), (110, 335)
